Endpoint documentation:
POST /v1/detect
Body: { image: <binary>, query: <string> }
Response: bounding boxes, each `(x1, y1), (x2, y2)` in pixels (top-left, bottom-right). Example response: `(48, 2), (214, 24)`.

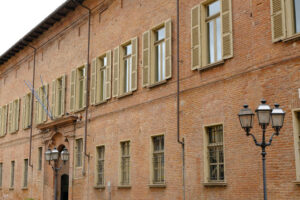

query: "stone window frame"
(75, 138), (83, 168)
(94, 145), (105, 188)
(119, 140), (131, 187)
(292, 109), (300, 183)
(271, 0), (300, 42)
(203, 123), (227, 186)
(51, 74), (66, 119)
(149, 134), (166, 187)
(142, 19), (172, 88)
(191, 0), (233, 71)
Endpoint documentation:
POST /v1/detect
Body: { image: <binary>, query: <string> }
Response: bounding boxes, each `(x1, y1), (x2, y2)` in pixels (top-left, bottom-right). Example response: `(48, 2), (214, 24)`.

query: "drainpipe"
(71, 0), (91, 176)
(28, 44), (37, 168)
(176, 0), (185, 200)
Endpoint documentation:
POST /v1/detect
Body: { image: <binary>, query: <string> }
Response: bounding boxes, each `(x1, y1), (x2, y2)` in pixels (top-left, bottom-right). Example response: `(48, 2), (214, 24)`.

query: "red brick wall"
(0, 0), (300, 199)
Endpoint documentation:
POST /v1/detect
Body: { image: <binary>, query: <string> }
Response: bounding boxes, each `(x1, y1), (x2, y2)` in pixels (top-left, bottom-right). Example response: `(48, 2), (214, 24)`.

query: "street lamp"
(238, 100), (285, 200)
(45, 147), (69, 200)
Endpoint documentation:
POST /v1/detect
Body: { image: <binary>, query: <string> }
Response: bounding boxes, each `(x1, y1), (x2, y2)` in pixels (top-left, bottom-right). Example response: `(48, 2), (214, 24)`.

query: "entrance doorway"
(60, 174), (69, 200)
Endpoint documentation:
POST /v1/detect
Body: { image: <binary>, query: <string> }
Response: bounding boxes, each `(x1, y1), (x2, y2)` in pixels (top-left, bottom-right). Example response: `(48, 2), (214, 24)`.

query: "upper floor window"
(8, 99), (20, 134)
(22, 93), (32, 129)
(112, 38), (138, 98)
(293, 0), (300, 33)
(191, 0), (233, 70)
(271, 0), (300, 42)
(35, 84), (48, 124)
(51, 75), (66, 119)
(90, 51), (111, 105)
(206, 1), (222, 64)
(142, 19), (172, 87)
(70, 65), (87, 112)
(0, 105), (7, 137)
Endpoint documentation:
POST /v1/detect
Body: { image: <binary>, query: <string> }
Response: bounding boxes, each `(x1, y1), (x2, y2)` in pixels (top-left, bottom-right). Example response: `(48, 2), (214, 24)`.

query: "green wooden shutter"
(113, 47), (120, 97)
(22, 96), (26, 129)
(142, 31), (150, 87)
(131, 37), (138, 91)
(2, 105), (7, 136)
(14, 99), (20, 132)
(0, 107), (3, 136)
(271, 0), (286, 42)
(42, 84), (48, 122)
(51, 80), (56, 119)
(165, 19), (172, 79)
(28, 93), (32, 127)
(191, 5), (201, 70)
(61, 75), (66, 116)
(35, 99), (39, 125)
(105, 51), (112, 100)
(8, 102), (13, 133)
(221, 0), (233, 59)
(90, 58), (97, 105)
(83, 64), (88, 108)
(70, 69), (76, 112)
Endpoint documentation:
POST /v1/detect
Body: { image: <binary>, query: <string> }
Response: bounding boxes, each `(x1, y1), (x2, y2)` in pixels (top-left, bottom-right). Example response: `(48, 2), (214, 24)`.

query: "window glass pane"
(207, 1), (220, 17)
(210, 165), (217, 180)
(156, 44), (161, 81)
(294, 0), (300, 33)
(100, 69), (105, 100)
(157, 27), (165, 41)
(208, 21), (215, 63)
(216, 17), (222, 61)
(162, 42), (166, 79)
(103, 56), (107, 67)
(125, 44), (132, 56)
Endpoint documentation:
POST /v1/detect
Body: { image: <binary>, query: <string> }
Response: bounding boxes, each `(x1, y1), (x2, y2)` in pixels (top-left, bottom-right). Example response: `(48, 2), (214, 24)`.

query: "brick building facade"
(0, 0), (300, 199)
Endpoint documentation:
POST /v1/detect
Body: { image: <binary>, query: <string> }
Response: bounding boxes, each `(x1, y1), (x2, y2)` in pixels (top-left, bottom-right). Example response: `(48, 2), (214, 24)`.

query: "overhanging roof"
(0, 0), (85, 66)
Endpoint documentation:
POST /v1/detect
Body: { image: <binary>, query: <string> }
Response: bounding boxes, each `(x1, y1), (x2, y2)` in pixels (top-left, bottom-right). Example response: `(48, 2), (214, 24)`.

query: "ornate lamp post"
(238, 100), (285, 200)
(45, 147), (69, 200)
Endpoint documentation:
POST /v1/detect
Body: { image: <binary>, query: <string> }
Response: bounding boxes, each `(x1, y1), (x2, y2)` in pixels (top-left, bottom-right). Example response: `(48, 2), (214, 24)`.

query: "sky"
(0, 0), (66, 56)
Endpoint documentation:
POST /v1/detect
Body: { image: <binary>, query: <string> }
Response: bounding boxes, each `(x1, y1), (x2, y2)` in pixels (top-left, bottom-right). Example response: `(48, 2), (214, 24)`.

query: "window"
(22, 93), (32, 129)
(205, 125), (224, 182)
(70, 65), (87, 112)
(142, 19), (172, 87)
(120, 141), (130, 185)
(51, 75), (66, 119)
(10, 161), (15, 188)
(75, 139), (83, 167)
(112, 38), (138, 98)
(23, 159), (28, 188)
(191, 0), (233, 70)
(271, 0), (300, 42)
(292, 110), (300, 180)
(0, 105), (8, 136)
(35, 84), (49, 124)
(152, 135), (164, 184)
(206, 1), (222, 64)
(8, 99), (20, 134)
(294, 0), (300, 33)
(38, 147), (42, 170)
(90, 51), (111, 105)
(96, 146), (105, 186)
(0, 163), (2, 188)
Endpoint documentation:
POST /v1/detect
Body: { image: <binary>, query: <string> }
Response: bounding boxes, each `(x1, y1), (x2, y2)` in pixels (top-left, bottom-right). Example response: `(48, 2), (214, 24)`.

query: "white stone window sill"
(147, 80), (167, 88)
(117, 91), (133, 99)
(198, 60), (225, 72)
(283, 33), (300, 42)
(203, 181), (227, 187)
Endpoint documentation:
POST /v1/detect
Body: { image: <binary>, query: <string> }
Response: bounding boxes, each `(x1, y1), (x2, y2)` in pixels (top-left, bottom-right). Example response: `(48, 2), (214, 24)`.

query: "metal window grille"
(152, 135), (164, 184)
(207, 125), (224, 181)
(97, 146), (105, 186)
(121, 141), (130, 185)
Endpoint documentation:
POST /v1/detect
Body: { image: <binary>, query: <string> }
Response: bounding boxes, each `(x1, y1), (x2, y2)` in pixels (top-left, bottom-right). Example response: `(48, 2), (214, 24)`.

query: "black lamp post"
(45, 147), (69, 200)
(238, 100), (285, 200)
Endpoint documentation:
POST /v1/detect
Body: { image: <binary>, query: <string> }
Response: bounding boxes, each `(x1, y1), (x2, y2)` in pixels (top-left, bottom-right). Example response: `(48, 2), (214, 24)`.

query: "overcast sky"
(0, 0), (66, 56)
